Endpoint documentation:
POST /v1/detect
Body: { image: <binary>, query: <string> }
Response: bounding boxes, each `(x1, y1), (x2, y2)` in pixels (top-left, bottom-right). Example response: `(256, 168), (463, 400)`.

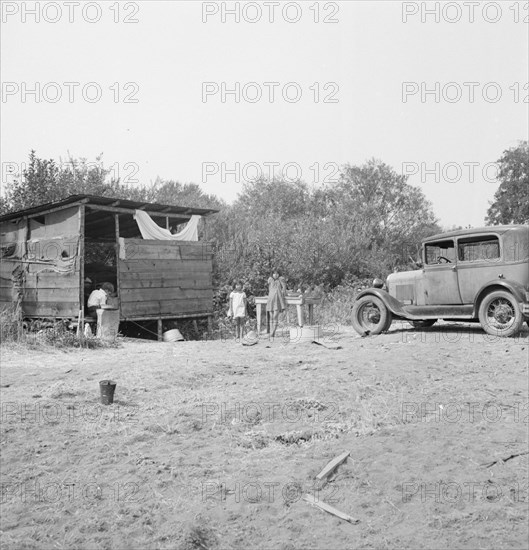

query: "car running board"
(400, 305), (474, 319)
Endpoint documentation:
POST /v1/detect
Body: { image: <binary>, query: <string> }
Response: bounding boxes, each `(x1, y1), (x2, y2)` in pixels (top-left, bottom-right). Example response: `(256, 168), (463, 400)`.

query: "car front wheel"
(478, 290), (524, 337)
(352, 296), (391, 335)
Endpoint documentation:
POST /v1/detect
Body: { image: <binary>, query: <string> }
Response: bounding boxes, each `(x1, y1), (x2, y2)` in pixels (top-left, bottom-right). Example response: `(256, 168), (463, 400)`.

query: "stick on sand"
(316, 451), (350, 481)
(303, 493), (359, 524)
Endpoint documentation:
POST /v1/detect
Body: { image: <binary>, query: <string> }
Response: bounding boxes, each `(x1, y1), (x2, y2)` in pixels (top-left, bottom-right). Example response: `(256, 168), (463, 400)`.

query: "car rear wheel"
(352, 296), (391, 335)
(478, 290), (524, 337)
(409, 319), (437, 329)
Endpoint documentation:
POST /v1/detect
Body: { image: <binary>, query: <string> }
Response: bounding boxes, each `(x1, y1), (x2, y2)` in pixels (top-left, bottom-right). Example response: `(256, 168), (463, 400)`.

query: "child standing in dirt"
(267, 269), (287, 338)
(228, 281), (247, 341)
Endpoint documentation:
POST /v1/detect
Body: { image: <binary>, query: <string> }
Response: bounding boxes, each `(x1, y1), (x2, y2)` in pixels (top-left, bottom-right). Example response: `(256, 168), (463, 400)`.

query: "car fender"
(473, 280), (528, 315)
(355, 288), (408, 318)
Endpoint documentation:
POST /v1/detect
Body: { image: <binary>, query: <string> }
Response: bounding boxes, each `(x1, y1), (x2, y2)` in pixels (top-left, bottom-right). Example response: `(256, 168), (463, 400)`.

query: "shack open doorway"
(83, 209), (122, 310)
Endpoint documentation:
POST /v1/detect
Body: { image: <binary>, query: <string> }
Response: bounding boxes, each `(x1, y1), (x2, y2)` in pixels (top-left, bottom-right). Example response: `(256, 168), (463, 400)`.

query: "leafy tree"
(2, 151), (62, 212)
(486, 141), (529, 225)
(0, 151), (442, 297)
(237, 178), (310, 220)
(151, 179), (225, 210)
(212, 160), (440, 295)
(0, 151), (155, 214)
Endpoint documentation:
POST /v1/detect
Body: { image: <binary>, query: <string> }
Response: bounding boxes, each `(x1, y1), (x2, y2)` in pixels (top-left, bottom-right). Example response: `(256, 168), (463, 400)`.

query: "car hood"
(387, 269), (423, 286)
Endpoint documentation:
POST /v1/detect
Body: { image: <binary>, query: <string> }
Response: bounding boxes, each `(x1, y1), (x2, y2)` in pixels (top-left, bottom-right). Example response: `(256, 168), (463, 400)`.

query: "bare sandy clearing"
(1, 325), (528, 549)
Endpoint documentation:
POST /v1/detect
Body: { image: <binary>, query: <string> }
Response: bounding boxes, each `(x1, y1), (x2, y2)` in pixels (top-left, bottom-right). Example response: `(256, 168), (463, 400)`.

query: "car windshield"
(425, 240), (456, 265)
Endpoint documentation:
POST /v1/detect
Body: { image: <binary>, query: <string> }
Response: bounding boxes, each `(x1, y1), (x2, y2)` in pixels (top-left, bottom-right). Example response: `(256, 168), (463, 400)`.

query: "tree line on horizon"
(0, 141), (526, 296)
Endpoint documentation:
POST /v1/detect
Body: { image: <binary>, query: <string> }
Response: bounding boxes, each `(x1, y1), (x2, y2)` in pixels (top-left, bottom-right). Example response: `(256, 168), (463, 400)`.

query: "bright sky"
(1, 1), (527, 228)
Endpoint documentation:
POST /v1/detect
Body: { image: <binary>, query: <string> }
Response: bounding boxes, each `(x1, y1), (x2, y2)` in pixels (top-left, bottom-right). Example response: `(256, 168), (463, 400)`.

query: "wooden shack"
(0, 195), (217, 337)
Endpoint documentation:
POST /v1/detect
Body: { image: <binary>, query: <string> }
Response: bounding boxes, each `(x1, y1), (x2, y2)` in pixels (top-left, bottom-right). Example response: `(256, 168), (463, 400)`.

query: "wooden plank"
(0, 260), (18, 279)
(85, 203), (194, 220)
(119, 276), (211, 289)
(316, 451), (350, 481)
(0, 289), (13, 301)
(115, 214), (122, 314)
(120, 288), (212, 302)
(119, 259), (212, 273)
(121, 239), (212, 257)
(124, 238), (212, 249)
(120, 297), (212, 316)
(123, 246), (212, 261)
(123, 244), (183, 260)
(79, 206), (85, 329)
(303, 493), (359, 524)
(27, 237), (80, 261)
(22, 288), (79, 302)
(21, 301), (79, 317)
(25, 200), (87, 220)
(29, 207), (80, 239)
(122, 312), (212, 321)
(120, 281), (211, 291)
(33, 273), (80, 289)
(23, 273), (80, 288)
(119, 269), (212, 281)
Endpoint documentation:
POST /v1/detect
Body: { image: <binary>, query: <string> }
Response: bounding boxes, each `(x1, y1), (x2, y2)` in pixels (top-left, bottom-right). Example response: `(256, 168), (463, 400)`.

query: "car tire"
(352, 296), (391, 336)
(478, 290), (524, 337)
(382, 314), (393, 333)
(409, 319), (437, 329)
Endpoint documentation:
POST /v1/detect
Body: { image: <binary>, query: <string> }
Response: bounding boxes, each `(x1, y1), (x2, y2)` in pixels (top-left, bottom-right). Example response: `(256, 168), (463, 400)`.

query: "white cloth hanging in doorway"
(133, 210), (201, 241)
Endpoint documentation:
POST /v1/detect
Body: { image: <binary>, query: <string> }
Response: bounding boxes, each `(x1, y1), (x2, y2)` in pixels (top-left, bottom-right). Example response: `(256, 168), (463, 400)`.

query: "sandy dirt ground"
(1, 322), (528, 550)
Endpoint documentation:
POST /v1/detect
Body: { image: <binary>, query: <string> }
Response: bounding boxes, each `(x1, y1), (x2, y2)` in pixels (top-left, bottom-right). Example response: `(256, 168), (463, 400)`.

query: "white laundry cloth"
(133, 210), (201, 241)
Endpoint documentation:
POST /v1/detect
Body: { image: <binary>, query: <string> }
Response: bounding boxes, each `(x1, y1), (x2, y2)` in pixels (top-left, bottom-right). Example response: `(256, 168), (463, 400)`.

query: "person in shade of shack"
(87, 282), (114, 315)
(266, 269), (287, 338)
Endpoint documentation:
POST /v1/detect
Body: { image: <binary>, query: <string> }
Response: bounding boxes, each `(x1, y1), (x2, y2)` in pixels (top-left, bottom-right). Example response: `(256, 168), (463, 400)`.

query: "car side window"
(458, 235), (500, 262)
(425, 240), (456, 265)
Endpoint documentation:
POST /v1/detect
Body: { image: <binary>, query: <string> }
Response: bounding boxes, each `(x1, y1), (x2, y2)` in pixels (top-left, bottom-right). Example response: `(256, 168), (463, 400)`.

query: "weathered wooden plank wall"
(0, 207), (82, 318)
(118, 238), (213, 319)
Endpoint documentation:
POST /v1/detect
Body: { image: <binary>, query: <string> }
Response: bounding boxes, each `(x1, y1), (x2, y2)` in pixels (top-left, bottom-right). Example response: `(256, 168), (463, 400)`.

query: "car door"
(422, 239), (463, 305)
(456, 234), (501, 304)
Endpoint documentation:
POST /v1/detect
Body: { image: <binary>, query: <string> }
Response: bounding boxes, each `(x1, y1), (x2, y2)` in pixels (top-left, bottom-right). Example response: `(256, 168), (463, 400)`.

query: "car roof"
(422, 224), (528, 243)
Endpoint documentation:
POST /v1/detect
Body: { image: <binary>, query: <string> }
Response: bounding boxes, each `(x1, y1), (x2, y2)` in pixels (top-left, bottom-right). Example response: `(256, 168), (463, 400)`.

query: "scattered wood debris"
(482, 450), (529, 468)
(316, 451), (350, 481)
(303, 493), (359, 524)
(311, 340), (343, 350)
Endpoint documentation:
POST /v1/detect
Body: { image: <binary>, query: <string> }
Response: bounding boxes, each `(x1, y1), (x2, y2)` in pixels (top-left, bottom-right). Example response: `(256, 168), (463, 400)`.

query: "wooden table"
(254, 295), (322, 334)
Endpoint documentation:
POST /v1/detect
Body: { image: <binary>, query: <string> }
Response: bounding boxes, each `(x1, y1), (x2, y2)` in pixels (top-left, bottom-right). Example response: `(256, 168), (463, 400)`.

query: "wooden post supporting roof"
(79, 205), (86, 331)
(115, 214), (121, 313)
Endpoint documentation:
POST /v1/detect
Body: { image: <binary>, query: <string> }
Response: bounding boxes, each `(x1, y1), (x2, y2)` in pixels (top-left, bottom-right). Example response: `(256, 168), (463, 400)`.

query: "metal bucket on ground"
(99, 380), (117, 405)
(163, 329), (184, 342)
